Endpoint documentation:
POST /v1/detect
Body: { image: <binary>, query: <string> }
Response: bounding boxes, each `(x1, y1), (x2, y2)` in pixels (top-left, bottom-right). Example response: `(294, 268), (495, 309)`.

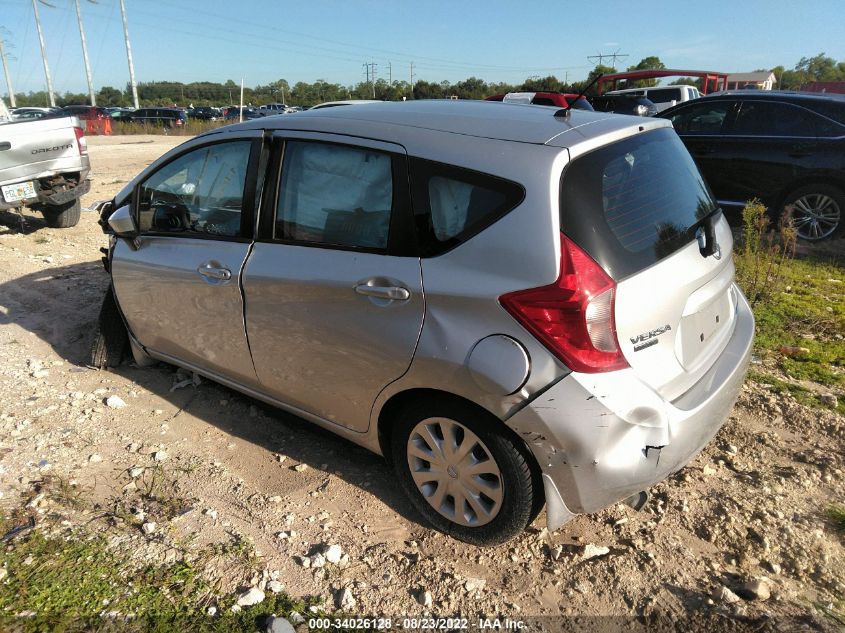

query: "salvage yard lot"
(0, 135), (842, 630)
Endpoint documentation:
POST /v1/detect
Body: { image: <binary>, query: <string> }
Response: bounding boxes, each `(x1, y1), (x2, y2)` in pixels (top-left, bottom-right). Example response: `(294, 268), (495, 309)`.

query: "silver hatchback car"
(95, 100), (754, 545)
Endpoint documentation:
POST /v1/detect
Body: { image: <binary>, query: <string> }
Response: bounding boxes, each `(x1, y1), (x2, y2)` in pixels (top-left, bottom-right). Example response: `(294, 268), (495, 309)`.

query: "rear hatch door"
(560, 126), (738, 400)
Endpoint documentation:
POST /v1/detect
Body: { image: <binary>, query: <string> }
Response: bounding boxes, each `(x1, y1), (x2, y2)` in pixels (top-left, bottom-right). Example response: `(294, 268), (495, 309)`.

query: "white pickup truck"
(0, 100), (92, 228)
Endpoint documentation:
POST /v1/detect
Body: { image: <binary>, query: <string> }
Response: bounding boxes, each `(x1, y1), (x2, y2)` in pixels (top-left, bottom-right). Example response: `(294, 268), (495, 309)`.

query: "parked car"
(0, 114), (91, 226)
(224, 106), (264, 121)
(61, 105), (110, 121)
(93, 101), (753, 545)
(258, 103), (289, 114)
(485, 92), (593, 110)
(607, 85), (701, 112)
(9, 106), (63, 121)
(589, 93), (658, 117)
(107, 107), (135, 121)
(130, 108), (187, 128)
(187, 106), (220, 121)
(659, 90), (845, 240)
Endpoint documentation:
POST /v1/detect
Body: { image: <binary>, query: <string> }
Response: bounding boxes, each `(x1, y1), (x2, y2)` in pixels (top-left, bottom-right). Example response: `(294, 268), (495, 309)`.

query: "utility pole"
(409, 61), (414, 99)
(363, 62), (377, 98)
(74, 0), (96, 105)
(32, 0), (56, 107)
(388, 61), (392, 85)
(0, 38), (15, 108)
(119, 0), (139, 109)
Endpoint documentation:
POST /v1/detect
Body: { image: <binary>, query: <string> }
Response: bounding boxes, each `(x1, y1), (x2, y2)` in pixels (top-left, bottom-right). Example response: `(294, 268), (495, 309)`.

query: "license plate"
(1, 181), (36, 203)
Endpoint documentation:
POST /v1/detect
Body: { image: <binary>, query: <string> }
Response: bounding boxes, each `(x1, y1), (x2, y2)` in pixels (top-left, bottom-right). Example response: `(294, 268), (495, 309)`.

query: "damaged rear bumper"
(507, 286), (754, 531)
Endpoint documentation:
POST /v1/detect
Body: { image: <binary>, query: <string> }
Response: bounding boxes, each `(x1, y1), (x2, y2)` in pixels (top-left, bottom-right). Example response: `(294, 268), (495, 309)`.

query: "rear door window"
(276, 141), (394, 250)
(560, 127), (718, 280)
(730, 101), (816, 137)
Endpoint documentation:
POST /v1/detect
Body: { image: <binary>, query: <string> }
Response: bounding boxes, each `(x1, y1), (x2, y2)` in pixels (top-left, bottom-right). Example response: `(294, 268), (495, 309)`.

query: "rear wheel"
(42, 198), (81, 228)
(89, 286), (129, 368)
(784, 184), (843, 241)
(390, 399), (539, 546)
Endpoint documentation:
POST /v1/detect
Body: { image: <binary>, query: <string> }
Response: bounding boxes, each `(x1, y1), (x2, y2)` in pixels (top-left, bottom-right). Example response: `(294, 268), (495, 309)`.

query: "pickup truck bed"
(0, 115), (92, 228)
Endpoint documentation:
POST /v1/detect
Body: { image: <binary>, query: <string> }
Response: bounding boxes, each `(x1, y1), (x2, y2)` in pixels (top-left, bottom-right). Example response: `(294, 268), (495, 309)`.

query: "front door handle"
(197, 265), (231, 281)
(354, 284), (410, 301)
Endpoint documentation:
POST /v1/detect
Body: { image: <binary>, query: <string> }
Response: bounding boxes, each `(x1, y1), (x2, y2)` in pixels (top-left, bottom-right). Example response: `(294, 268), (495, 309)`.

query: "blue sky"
(1, 0), (844, 97)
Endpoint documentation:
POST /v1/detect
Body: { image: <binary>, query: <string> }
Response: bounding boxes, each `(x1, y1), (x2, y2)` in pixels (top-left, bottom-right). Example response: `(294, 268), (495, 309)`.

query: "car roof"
(212, 99), (669, 147)
(702, 89), (845, 102)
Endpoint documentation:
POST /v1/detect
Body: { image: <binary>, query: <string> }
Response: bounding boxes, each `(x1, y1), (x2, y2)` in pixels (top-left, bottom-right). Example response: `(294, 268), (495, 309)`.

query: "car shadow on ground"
(0, 208), (50, 235)
(0, 261), (427, 531)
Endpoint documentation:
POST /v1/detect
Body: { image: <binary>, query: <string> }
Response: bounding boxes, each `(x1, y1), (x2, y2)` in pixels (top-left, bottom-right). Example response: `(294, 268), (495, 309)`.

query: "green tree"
(624, 56), (666, 88)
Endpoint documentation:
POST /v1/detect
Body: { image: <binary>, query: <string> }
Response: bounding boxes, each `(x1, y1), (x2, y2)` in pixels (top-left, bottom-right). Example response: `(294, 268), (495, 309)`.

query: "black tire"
(390, 398), (539, 546)
(89, 286), (129, 368)
(42, 198), (81, 228)
(783, 184), (844, 241)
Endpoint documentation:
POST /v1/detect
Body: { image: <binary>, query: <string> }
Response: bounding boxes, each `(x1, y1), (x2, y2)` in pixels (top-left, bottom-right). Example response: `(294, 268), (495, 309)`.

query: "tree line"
(7, 53), (844, 109)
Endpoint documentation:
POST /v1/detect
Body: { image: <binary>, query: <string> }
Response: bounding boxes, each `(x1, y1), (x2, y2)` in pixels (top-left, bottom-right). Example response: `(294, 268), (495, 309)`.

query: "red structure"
(597, 69), (729, 95)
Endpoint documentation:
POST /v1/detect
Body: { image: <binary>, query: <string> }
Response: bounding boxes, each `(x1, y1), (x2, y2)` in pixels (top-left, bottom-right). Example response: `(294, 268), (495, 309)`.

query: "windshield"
(560, 127), (718, 280)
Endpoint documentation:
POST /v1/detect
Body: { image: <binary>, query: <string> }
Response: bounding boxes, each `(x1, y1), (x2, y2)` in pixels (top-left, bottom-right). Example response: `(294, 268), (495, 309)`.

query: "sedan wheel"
(787, 186), (843, 241)
(407, 417), (503, 527)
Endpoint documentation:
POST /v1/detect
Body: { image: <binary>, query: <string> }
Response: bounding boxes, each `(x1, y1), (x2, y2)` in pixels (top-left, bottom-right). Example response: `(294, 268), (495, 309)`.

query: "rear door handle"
(197, 265), (231, 281)
(354, 284), (410, 301)
(0, 142), (10, 151)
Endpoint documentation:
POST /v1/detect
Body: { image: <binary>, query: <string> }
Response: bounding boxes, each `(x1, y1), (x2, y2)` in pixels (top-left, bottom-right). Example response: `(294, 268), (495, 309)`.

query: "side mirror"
(108, 204), (138, 239)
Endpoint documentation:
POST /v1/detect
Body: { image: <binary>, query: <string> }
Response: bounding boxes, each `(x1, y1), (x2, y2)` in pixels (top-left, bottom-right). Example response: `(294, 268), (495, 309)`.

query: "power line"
(587, 50), (628, 67)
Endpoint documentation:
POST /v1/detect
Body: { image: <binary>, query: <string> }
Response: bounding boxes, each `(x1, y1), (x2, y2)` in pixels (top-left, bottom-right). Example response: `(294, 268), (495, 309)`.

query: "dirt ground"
(0, 135), (843, 629)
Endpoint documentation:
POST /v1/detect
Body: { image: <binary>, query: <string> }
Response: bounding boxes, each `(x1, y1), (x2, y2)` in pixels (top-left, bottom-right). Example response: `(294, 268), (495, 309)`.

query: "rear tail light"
(500, 234), (628, 373)
(74, 126), (88, 155)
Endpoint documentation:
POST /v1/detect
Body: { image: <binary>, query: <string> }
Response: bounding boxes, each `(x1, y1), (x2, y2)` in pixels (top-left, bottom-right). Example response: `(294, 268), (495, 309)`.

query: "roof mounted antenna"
(555, 73), (603, 118)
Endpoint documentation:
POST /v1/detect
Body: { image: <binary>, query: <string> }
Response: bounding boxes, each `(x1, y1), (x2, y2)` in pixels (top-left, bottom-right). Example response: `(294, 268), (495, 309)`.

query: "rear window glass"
(646, 88), (682, 103)
(560, 127), (718, 280)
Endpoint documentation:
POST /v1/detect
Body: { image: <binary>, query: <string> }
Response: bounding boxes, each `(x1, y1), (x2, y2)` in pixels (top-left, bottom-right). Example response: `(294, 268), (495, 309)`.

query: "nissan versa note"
(94, 100), (754, 545)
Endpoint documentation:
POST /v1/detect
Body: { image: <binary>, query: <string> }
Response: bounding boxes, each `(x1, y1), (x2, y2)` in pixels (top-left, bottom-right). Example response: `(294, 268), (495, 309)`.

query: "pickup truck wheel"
(391, 399), (537, 546)
(42, 199), (81, 228)
(89, 286), (128, 368)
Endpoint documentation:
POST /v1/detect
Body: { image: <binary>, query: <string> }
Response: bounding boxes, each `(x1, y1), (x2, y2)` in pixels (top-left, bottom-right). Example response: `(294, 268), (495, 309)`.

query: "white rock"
(88, 453), (103, 464)
(419, 590), (433, 607)
(289, 612), (305, 625)
(310, 553), (326, 568)
(464, 577), (486, 592)
(293, 464), (308, 472)
(580, 544), (610, 560)
(204, 508), (218, 520)
(105, 396), (127, 409)
(716, 586), (741, 604)
(206, 606), (217, 616)
(324, 544), (343, 564)
(153, 451), (168, 462)
(337, 587), (356, 610)
(141, 522), (157, 535)
(276, 455), (287, 463)
(126, 442), (141, 453)
(129, 467), (144, 478)
(267, 580), (284, 593)
(265, 616), (295, 633)
(0, 568), (7, 582)
(236, 587), (265, 607)
(268, 496), (282, 503)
